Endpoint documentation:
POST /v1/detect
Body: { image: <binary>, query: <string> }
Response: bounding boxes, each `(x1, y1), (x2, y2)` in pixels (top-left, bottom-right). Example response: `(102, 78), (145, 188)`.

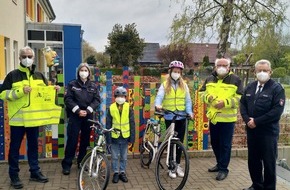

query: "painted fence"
(0, 67), (209, 160)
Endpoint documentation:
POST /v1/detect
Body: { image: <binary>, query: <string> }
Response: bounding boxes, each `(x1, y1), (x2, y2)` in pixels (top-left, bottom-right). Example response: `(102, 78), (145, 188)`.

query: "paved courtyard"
(1, 156), (290, 190)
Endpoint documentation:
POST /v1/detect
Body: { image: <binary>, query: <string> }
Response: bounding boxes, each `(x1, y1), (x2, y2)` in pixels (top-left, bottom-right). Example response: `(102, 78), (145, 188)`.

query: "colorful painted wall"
(0, 68), (209, 160)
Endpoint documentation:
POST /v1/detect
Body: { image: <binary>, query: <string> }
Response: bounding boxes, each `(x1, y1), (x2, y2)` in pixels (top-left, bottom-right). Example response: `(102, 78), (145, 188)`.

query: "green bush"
(99, 68), (123, 75)
(143, 68), (162, 76)
(272, 67), (286, 78)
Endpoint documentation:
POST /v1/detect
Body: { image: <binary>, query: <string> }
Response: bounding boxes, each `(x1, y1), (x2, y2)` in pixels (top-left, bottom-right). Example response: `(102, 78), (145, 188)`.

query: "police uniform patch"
(280, 99), (285, 106)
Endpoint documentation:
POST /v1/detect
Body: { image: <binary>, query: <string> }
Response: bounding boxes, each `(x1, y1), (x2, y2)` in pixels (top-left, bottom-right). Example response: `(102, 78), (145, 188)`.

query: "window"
(13, 41), (18, 69)
(28, 30), (44, 40)
(4, 38), (11, 74)
(46, 31), (62, 41)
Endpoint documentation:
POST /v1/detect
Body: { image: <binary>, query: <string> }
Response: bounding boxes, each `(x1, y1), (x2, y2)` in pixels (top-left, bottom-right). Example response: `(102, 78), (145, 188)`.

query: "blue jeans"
(9, 126), (40, 177)
(209, 122), (235, 173)
(111, 141), (128, 173)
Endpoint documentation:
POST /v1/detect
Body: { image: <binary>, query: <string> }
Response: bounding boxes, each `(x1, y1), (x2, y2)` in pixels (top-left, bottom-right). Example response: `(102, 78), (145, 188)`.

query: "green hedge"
(142, 68), (163, 76)
(99, 68), (123, 75)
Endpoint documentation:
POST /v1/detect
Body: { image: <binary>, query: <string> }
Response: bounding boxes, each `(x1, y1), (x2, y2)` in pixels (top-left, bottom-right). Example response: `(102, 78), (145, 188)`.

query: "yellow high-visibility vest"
(204, 80), (240, 124)
(10, 86), (62, 127)
(162, 81), (186, 111)
(110, 102), (130, 139)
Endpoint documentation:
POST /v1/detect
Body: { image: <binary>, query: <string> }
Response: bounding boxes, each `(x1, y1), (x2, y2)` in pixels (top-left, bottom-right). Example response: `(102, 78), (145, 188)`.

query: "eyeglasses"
(21, 55), (33, 59)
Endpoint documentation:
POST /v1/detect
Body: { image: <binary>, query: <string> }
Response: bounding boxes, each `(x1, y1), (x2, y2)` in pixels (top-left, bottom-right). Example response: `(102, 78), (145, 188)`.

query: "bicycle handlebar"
(87, 119), (117, 133)
(155, 108), (192, 120)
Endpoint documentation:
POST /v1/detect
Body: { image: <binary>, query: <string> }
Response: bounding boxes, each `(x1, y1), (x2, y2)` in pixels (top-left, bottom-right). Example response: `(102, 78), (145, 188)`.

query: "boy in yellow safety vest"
(106, 86), (135, 183)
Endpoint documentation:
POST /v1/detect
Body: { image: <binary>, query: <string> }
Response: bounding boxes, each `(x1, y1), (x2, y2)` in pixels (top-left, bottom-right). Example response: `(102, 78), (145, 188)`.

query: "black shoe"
(216, 171), (228, 181)
(243, 187), (255, 190)
(10, 176), (23, 189)
(119, 172), (128, 183)
(208, 165), (219, 172)
(62, 169), (70, 175)
(112, 173), (119, 183)
(30, 172), (48, 183)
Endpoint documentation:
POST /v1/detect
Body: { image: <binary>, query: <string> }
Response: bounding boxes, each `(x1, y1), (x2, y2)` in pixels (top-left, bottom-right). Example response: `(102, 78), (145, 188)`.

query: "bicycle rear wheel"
(78, 152), (110, 190)
(155, 139), (189, 190)
(140, 141), (153, 167)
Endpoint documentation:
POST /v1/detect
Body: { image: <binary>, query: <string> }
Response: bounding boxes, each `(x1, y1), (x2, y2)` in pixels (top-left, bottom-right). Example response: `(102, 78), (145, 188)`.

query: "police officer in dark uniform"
(61, 63), (100, 175)
(240, 59), (285, 190)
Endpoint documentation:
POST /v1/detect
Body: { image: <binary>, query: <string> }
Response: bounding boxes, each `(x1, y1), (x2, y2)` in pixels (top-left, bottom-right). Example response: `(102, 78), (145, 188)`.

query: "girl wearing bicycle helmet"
(155, 60), (193, 179)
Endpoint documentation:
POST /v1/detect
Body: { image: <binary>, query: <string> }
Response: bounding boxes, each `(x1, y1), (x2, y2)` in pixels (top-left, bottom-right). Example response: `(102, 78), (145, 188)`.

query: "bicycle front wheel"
(140, 141), (153, 168)
(78, 152), (110, 190)
(155, 139), (189, 190)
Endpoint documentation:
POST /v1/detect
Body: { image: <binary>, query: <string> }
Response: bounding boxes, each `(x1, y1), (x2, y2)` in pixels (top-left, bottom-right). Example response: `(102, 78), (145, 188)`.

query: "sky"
(49, 0), (185, 52)
(49, 0), (290, 52)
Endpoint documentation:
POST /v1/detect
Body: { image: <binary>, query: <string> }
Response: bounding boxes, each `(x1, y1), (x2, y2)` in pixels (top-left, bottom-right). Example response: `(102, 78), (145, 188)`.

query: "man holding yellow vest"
(106, 86), (135, 184)
(200, 58), (243, 181)
(0, 46), (60, 189)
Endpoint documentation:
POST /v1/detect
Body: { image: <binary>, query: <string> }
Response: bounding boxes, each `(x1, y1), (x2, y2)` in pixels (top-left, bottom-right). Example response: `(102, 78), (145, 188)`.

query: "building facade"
(0, 0), (55, 81)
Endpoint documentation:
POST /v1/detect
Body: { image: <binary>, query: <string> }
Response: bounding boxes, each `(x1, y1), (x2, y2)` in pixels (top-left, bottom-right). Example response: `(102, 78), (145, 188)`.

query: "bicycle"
(140, 109), (191, 190)
(78, 119), (118, 190)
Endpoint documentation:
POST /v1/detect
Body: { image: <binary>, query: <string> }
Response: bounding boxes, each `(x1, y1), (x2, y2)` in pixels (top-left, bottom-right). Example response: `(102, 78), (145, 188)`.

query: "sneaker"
(112, 173), (119, 183)
(119, 172), (128, 183)
(10, 176), (23, 189)
(177, 165), (184, 177)
(169, 170), (177, 178)
(30, 172), (48, 183)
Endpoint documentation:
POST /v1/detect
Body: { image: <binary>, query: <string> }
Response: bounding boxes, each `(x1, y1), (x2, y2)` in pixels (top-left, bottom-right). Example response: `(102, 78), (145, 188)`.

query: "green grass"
(283, 84), (290, 98)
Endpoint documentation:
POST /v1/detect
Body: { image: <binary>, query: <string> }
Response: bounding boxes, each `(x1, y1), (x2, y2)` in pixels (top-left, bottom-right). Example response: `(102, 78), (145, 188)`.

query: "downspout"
(24, 0), (27, 45)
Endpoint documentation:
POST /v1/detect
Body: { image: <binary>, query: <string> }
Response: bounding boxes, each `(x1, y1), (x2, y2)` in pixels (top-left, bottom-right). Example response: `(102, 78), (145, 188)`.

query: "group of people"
(0, 45), (285, 190)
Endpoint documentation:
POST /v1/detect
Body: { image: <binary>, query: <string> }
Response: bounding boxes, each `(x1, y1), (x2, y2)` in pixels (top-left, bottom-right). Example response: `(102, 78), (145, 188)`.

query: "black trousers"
(247, 133), (278, 190)
(165, 119), (186, 164)
(62, 114), (92, 170)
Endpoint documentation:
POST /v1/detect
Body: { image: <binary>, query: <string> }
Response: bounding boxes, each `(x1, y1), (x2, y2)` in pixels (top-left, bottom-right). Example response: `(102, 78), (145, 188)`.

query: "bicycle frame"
(87, 131), (105, 177)
(85, 120), (116, 177)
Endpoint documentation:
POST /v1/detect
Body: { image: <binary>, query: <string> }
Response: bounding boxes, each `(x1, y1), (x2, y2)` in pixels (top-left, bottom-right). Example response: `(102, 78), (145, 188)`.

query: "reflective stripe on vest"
(10, 86), (61, 127)
(162, 81), (186, 111)
(110, 102), (130, 139)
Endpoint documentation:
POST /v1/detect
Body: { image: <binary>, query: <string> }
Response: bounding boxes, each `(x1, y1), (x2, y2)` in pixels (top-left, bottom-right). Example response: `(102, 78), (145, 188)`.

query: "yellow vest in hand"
(10, 86), (62, 127)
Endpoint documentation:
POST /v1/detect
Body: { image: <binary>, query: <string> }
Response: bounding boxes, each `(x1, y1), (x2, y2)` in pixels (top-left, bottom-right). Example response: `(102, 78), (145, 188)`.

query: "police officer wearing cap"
(240, 59), (285, 190)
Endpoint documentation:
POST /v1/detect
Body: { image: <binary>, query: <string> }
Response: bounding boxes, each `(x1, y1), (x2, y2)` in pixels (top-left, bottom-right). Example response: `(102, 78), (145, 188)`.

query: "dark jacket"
(106, 104), (135, 144)
(0, 64), (47, 92)
(240, 79), (285, 136)
(65, 78), (100, 117)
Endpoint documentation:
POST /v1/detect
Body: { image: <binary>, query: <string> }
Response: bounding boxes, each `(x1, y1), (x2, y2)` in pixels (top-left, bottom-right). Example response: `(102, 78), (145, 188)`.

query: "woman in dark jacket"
(61, 63), (101, 175)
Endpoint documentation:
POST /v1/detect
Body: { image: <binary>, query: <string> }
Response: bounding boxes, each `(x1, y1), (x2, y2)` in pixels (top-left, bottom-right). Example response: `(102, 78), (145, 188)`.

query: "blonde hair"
(164, 74), (186, 94)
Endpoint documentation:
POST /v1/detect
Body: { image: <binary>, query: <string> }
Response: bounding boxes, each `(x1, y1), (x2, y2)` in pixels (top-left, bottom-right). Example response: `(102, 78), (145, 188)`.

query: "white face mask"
(216, 67), (228, 76)
(256, 71), (270, 83)
(115, 97), (126, 104)
(171, 72), (180, 81)
(79, 71), (89, 79)
(21, 58), (34, 67)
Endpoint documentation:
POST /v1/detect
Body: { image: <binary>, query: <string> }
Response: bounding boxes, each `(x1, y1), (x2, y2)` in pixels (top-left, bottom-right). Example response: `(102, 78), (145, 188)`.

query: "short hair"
(215, 58), (231, 67)
(254, 59), (271, 70)
(19, 46), (35, 57)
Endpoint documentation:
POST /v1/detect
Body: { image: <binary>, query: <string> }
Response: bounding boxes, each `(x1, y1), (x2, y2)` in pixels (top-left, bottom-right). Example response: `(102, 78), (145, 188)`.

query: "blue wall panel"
(63, 25), (82, 85)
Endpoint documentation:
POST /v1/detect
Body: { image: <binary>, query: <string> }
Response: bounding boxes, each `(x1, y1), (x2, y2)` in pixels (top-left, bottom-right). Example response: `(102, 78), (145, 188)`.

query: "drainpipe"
(24, 0), (27, 45)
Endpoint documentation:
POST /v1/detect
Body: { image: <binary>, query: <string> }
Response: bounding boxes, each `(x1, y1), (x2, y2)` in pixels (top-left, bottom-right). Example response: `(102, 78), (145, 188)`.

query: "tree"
(157, 44), (194, 68)
(170, 0), (287, 58)
(86, 55), (97, 65)
(105, 23), (145, 67)
(243, 24), (288, 69)
(82, 40), (97, 62)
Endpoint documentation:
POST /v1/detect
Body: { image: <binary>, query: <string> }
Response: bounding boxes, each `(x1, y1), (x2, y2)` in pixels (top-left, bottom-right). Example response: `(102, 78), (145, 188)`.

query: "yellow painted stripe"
(0, 35), (5, 80)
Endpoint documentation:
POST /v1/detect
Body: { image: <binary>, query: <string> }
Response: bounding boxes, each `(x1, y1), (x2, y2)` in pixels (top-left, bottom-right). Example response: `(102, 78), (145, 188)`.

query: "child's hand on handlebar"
(155, 105), (162, 111)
